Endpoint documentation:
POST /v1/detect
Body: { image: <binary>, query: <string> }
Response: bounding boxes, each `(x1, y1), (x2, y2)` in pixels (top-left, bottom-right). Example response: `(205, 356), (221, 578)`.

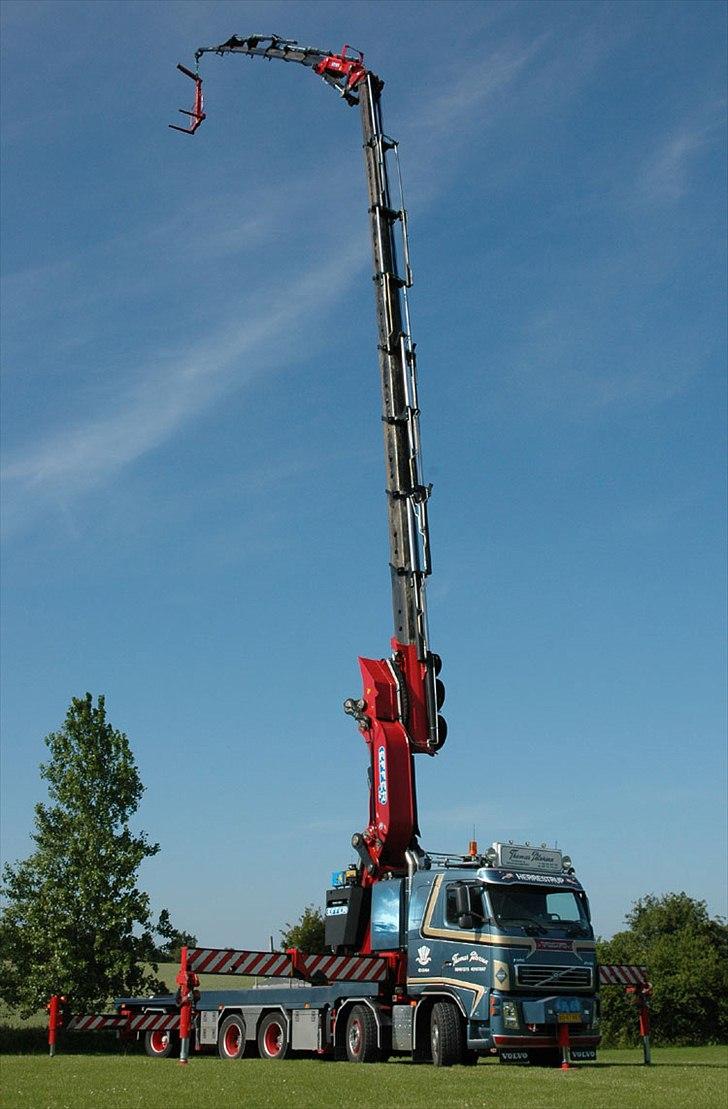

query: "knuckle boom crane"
(49, 35), (624, 1071)
(176, 35), (447, 893)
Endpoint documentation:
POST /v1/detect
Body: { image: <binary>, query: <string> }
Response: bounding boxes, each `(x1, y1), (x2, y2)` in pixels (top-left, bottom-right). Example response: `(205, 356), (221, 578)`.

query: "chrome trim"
(515, 964), (593, 990)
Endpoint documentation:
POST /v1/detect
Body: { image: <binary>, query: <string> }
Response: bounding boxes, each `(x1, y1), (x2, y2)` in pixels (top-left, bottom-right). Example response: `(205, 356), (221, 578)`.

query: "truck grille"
(516, 964), (592, 990)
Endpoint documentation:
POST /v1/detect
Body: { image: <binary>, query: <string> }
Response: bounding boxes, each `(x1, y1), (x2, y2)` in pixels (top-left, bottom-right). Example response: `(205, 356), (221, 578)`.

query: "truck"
(51, 34), (610, 1068)
(118, 840), (600, 1067)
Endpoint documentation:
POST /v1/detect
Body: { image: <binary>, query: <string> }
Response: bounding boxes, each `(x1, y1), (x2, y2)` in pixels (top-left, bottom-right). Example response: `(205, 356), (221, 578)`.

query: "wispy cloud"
(503, 298), (706, 417)
(1, 239), (364, 530)
(1, 27), (612, 533)
(492, 101), (726, 417)
(0, 176), (323, 347)
(636, 116), (724, 204)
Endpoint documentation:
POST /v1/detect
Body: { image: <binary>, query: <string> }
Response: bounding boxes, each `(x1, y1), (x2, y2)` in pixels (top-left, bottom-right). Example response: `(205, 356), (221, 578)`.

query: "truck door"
(408, 876), (490, 1011)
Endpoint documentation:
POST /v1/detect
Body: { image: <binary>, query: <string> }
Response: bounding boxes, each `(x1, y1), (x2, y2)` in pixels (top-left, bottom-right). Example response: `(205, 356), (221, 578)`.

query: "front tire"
(345, 1004), (381, 1063)
(430, 1001), (465, 1067)
(144, 1028), (177, 1058)
(218, 1013), (247, 1060)
(258, 1012), (289, 1060)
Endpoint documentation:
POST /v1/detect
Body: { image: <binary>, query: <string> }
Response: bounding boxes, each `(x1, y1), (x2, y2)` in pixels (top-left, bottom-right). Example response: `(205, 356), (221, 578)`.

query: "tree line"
(1, 694), (726, 1047)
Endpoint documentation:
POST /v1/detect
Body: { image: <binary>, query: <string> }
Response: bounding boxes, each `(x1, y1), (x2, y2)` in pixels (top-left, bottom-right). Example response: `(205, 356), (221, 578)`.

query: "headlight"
(502, 1001), (519, 1029)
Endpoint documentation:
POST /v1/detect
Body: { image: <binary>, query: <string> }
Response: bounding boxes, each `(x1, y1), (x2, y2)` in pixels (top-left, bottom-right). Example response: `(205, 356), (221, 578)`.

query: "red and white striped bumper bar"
(66, 1011), (180, 1033)
(66, 1013), (129, 1032)
(185, 946), (389, 982)
(598, 964), (649, 987)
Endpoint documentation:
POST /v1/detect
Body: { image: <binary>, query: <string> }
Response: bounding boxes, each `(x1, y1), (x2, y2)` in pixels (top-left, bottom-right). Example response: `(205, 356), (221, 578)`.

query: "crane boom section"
(358, 75), (444, 758)
(194, 35), (367, 103)
(179, 36), (447, 880)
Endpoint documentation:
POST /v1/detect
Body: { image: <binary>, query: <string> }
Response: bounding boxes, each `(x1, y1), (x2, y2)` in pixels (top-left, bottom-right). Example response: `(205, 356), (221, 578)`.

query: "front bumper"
(493, 1033), (600, 1047)
(490, 993), (599, 1046)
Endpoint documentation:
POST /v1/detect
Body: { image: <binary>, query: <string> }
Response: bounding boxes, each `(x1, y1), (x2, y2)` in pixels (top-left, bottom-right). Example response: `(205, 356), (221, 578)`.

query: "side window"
(445, 885), (460, 926)
(444, 882), (484, 927)
(408, 882), (430, 932)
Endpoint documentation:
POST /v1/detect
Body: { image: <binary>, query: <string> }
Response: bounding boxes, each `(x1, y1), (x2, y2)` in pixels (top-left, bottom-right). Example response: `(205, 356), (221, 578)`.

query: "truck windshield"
(488, 886), (590, 934)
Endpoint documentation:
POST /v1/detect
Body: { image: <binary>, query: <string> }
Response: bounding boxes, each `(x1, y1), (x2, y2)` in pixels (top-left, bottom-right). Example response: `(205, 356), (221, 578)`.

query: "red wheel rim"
(348, 1018), (363, 1057)
(224, 1024), (241, 1056)
(149, 1030), (168, 1054)
(264, 1020), (283, 1056)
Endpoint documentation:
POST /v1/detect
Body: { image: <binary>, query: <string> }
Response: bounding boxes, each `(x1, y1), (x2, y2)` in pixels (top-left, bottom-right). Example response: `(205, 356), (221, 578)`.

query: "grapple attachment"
(169, 64), (205, 134)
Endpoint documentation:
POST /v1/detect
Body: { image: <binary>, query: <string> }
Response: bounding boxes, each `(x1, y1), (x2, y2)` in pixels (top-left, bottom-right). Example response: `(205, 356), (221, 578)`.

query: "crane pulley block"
(313, 45), (367, 96)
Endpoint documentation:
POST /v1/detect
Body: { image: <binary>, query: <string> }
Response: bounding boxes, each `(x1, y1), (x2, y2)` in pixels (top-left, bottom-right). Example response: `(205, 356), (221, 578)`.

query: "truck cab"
(403, 842), (600, 1064)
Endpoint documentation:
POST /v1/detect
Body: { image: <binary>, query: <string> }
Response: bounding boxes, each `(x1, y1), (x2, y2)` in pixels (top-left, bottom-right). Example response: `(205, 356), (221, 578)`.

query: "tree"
(1, 694), (173, 1015)
(597, 892), (728, 1046)
(154, 908), (197, 962)
(280, 905), (325, 954)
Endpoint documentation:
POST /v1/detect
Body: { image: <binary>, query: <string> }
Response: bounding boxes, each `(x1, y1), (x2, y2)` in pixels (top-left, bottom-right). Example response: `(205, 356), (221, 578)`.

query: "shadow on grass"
(0, 1026), (143, 1056)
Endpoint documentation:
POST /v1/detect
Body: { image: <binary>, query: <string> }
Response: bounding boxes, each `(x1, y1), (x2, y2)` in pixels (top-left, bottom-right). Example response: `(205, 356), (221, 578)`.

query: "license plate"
(557, 1012), (582, 1023)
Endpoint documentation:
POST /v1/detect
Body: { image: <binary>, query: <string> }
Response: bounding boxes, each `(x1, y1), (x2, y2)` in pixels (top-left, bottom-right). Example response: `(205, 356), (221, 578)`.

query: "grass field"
(1, 1046), (726, 1108)
(2, 972), (726, 1107)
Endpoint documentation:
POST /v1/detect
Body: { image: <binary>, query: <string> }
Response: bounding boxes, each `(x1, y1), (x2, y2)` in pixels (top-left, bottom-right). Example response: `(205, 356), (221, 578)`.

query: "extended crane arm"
(173, 36), (447, 884)
(194, 34), (367, 103)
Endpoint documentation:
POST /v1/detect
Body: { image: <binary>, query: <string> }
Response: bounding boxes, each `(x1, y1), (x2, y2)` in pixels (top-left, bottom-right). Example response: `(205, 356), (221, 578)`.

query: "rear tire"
(144, 1028), (177, 1058)
(430, 1001), (464, 1067)
(345, 1004), (381, 1063)
(258, 1012), (289, 1060)
(218, 1013), (247, 1060)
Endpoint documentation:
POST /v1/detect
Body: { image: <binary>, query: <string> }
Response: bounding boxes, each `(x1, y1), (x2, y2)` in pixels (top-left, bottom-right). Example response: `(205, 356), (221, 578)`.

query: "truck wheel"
(430, 1001), (464, 1067)
(258, 1012), (289, 1060)
(218, 1014), (247, 1060)
(144, 1028), (177, 1058)
(345, 1004), (381, 1063)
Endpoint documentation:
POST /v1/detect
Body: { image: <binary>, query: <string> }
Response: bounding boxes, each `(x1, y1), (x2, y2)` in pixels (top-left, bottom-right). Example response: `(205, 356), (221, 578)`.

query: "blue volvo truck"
(115, 840), (599, 1065)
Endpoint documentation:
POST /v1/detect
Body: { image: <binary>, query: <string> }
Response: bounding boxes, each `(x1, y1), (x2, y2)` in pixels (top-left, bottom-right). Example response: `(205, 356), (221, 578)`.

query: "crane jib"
(172, 36), (447, 877)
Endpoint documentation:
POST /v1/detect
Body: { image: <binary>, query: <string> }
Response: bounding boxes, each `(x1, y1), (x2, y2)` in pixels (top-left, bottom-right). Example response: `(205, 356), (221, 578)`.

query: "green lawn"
(1, 1046), (726, 1109)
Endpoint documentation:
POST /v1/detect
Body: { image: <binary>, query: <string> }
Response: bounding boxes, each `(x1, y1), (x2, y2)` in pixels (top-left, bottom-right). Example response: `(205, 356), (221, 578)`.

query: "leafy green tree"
(154, 908), (197, 962)
(1, 694), (168, 1015)
(597, 892), (728, 1046)
(280, 904), (325, 954)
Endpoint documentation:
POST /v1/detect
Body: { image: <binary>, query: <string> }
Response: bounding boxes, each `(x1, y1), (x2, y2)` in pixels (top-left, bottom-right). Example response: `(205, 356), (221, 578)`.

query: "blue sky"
(1, 0), (725, 948)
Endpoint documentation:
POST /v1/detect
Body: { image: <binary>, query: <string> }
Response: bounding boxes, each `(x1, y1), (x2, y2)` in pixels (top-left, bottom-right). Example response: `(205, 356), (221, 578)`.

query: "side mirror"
(454, 884), (471, 917)
(454, 882), (486, 929)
